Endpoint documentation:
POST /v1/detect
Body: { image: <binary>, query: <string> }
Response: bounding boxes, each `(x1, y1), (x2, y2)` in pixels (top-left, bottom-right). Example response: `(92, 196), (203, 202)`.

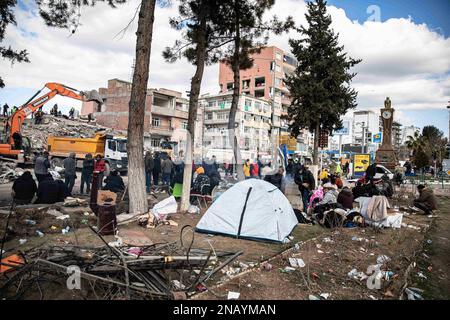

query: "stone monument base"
(375, 148), (397, 171)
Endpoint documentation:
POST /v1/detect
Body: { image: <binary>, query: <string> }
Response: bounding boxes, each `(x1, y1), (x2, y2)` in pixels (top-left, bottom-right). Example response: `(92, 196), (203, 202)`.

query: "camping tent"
(195, 179), (298, 243)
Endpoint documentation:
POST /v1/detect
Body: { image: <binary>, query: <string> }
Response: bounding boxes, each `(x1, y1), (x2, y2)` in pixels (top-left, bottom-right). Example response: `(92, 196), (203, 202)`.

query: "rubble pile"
(0, 163), (23, 183)
(22, 115), (113, 151)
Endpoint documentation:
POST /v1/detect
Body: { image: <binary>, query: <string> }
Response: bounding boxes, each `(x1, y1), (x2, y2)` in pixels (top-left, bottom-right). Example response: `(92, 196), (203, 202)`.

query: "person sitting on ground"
(103, 170), (125, 194)
(12, 171), (37, 204)
(35, 176), (69, 204)
(191, 167), (211, 195)
(413, 185), (437, 215)
(319, 168), (329, 181)
(317, 183), (339, 206)
(264, 167), (285, 193)
(337, 186), (354, 210)
(330, 174), (343, 189)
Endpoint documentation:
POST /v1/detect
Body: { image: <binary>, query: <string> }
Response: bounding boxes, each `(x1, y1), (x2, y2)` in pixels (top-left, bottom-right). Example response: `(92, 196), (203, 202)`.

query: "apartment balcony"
(204, 118), (229, 125)
(149, 125), (173, 136)
(151, 105), (188, 119)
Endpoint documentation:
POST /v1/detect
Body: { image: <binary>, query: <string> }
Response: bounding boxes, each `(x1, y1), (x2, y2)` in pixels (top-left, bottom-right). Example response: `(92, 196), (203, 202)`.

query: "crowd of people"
(11, 152), (125, 205)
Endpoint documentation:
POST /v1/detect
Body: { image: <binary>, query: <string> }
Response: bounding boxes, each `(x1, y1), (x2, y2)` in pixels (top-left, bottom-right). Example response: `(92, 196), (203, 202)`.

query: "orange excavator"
(0, 82), (102, 164)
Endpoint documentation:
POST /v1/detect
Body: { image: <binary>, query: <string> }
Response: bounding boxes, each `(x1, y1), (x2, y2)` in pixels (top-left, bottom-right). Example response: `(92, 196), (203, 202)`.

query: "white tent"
(195, 179), (298, 243)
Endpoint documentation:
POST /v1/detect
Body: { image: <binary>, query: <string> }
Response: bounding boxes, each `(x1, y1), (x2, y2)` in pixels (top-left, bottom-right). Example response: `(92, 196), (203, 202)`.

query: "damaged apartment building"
(81, 79), (204, 154)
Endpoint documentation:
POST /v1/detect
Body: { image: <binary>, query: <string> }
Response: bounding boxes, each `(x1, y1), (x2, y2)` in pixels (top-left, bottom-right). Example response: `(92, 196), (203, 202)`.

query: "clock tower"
(375, 97), (397, 170)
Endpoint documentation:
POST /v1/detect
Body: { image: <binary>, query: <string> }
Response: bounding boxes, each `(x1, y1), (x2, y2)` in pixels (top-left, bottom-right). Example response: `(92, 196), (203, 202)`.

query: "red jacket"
(251, 163), (259, 176)
(94, 159), (106, 172)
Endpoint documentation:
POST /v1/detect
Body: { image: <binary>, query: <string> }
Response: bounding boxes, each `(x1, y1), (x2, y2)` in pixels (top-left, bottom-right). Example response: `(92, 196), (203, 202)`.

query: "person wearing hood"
(12, 171), (37, 204)
(337, 187), (354, 210)
(192, 167), (211, 195)
(80, 153), (94, 194)
(103, 170), (125, 194)
(413, 185), (437, 215)
(35, 176), (69, 204)
(63, 152), (77, 195)
(264, 167), (285, 193)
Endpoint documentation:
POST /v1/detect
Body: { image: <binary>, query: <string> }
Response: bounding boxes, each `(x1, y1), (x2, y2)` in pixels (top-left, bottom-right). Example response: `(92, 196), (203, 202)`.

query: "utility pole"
(447, 101), (450, 141)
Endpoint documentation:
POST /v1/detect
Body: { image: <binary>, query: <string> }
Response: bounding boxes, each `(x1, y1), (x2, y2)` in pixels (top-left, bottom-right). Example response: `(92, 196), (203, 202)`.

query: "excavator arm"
(7, 82), (102, 145)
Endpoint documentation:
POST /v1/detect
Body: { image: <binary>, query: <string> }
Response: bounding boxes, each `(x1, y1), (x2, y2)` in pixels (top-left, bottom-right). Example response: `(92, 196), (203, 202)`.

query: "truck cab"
(104, 135), (128, 171)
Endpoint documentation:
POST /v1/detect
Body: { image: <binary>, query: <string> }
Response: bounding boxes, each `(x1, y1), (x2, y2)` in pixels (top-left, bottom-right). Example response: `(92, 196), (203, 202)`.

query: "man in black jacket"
(145, 151), (154, 193)
(103, 170), (125, 194)
(152, 153), (161, 186)
(294, 165), (316, 212)
(80, 153), (94, 194)
(264, 167), (285, 193)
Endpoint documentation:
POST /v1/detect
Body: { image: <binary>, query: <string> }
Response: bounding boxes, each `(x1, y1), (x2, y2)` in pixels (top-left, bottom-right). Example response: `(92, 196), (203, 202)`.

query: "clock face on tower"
(382, 110), (392, 119)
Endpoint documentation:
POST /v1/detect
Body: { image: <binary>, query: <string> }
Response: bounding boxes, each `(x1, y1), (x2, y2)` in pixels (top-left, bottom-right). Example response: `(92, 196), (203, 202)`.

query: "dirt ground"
(1, 181), (449, 300)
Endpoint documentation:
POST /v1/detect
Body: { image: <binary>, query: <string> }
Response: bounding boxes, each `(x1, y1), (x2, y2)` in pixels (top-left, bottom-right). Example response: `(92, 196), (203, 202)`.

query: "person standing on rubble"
(11, 105), (17, 115)
(69, 107), (75, 119)
(2, 103), (9, 116)
(63, 152), (77, 195)
(12, 171), (37, 204)
(152, 152), (161, 186)
(34, 151), (51, 183)
(94, 154), (107, 189)
(80, 153), (94, 195)
(144, 151), (154, 193)
(161, 156), (173, 186)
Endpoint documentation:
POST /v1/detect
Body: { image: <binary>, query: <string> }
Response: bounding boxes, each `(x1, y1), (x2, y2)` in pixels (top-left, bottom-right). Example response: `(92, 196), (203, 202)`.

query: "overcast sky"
(0, 0), (449, 135)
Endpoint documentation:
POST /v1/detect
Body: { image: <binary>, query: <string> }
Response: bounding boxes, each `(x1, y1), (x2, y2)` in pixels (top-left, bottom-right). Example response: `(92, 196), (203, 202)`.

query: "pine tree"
(163, 0), (227, 212)
(217, 0), (293, 180)
(286, 0), (361, 165)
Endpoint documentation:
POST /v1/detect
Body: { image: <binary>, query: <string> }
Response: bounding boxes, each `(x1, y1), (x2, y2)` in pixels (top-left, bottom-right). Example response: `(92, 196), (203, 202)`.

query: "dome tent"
(195, 179), (298, 243)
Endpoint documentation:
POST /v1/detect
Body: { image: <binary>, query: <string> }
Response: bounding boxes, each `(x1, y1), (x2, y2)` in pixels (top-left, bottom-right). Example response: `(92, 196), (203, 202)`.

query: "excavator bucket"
(82, 90), (103, 105)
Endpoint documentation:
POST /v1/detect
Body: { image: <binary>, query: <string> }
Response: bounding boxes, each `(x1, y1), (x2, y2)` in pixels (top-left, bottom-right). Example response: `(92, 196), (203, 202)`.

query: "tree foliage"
(0, 0), (30, 88)
(285, 0), (360, 163)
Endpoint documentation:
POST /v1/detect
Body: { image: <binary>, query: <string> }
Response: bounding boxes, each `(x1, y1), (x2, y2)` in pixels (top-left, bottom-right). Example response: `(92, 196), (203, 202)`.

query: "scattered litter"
(377, 255), (391, 264)
(348, 268), (368, 281)
(24, 219), (36, 226)
(36, 230), (44, 237)
(108, 237), (123, 247)
(289, 258), (305, 268)
(172, 280), (186, 290)
(19, 239), (27, 245)
(317, 250), (324, 254)
(50, 226), (58, 231)
(417, 272), (427, 279)
(47, 209), (63, 217)
(405, 287), (423, 300)
(320, 293), (330, 300)
(352, 236), (364, 242)
(61, 226), (71, 235)
(279, 267), (296, 273)
(426, 239), (432, 244)
(308, 294), (320, 300)
(369, 295), (378, 300)
(187, 205), (200, 215)
(56, 215), (70, 220)
(261, 263), (273, 271)
(227, 291), (240, 300)
(322, 237), (334, 243)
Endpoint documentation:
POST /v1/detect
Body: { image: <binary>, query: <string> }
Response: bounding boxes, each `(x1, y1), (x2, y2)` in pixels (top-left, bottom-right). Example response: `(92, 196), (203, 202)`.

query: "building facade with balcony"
(199, 92), (273, 156)
(81, 79), (201, 153)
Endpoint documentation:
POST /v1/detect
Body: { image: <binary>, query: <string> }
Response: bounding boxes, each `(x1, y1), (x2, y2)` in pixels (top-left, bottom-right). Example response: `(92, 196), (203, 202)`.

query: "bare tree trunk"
(127, 0), (156, 215)
(180, 3), (207, 212)
(228, 3), (244, 181)
(313, 122), (320, 165)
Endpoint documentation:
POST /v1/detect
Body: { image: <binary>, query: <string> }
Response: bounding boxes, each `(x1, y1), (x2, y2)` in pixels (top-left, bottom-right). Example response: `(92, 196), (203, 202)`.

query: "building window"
(206, 112), (213, 120)
(208, 100), (217, 108)
(275, 77), (283, 86)
(152, 117), (160, 127)
(181, 121), (188, 130)
(244, 99), (252, 112)
(227, 82), (234, 90)
(276, 64), (282, 72)
(217, 112), (229, 120)
(151, 138), (160, 147)
(263, 103), (269, 113)
(276, 52), (282, 60)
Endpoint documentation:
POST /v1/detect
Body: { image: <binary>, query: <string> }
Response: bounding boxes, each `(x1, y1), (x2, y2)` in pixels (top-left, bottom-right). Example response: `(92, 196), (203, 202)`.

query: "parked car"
(374, 165), (394, 180)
